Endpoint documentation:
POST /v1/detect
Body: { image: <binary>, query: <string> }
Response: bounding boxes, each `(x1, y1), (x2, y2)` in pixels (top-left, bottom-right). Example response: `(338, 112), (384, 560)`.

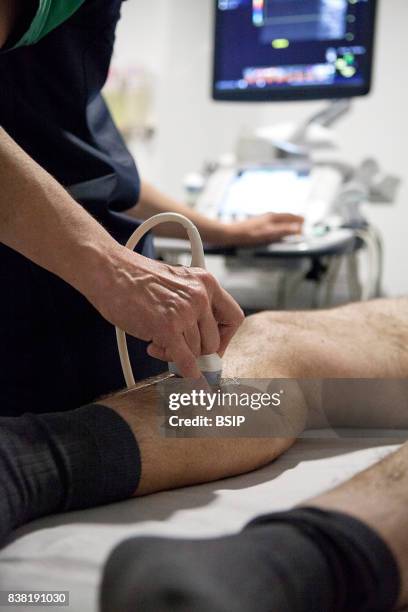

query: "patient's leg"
(102, 298), (408, 495)
(102, 299), (329, 495)
(223, 297), (408, 379)
(224, 298), (408, 429)
(102, 375), (303, 496)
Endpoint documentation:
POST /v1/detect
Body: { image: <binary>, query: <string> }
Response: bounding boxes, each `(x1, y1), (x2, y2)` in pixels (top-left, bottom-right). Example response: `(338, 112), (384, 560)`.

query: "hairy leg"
(103, 298), (408, 495)
(308, 441), (408, 609)
(223, 298), (408, 379)
(224, 298), (408, 429)
(101, 375), (300, 496)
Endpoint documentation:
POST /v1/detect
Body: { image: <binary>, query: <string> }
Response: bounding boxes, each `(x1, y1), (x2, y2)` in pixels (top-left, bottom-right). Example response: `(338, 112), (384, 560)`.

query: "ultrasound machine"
(156, 0), (400, 309)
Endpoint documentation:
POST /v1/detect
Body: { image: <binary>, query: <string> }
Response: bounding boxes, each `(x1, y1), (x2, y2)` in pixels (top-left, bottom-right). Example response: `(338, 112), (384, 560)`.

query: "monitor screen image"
(218, 168), (314, 219)
(213, 0), (377, 101)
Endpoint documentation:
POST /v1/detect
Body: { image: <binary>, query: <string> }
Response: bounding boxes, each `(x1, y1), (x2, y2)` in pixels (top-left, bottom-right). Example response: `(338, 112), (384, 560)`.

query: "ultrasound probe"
(115, 213), (223, 388)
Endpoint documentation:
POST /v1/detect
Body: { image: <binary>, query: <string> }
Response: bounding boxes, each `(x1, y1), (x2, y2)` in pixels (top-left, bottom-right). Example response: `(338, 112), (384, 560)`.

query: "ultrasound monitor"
(213, 0), (377, 101)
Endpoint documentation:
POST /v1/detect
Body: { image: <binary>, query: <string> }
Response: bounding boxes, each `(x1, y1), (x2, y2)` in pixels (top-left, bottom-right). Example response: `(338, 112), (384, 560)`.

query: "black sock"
(101, 508), (400, 612)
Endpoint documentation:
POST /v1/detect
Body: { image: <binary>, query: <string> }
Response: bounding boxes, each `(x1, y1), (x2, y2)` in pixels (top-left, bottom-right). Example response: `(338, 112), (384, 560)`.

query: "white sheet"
(0, 434), (403, 612)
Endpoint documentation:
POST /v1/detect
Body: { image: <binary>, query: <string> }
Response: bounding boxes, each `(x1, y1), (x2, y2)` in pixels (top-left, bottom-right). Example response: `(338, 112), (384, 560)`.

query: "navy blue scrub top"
(0, 0), (165, 416)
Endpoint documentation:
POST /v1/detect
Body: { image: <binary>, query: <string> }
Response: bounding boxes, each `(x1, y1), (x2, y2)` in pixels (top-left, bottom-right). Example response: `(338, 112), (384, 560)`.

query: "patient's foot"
(101, 507), (398, 612)
(101, 529), (294, 612)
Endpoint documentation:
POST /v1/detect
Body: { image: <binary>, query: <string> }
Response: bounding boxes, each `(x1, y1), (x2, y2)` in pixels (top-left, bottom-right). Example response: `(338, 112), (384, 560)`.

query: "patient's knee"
(224, 311), (306, 379)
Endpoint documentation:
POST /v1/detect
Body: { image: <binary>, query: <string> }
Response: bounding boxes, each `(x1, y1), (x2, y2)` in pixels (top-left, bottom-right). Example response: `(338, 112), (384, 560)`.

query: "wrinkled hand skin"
(91, 245), (245, 378)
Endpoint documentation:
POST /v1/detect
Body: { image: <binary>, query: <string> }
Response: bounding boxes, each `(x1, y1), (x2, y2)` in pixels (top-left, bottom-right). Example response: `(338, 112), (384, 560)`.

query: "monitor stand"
(273, 99), (352, 160)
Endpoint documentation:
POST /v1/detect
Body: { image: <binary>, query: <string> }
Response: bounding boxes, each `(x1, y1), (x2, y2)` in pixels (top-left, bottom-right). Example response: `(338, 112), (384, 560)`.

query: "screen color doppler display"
(213, 0), (377, 101)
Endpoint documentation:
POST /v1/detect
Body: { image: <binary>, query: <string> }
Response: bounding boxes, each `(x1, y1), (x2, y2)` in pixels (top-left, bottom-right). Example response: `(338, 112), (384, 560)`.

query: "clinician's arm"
(0, 2), (244, 376)
(131, 181), (303, 247)
(0, 129), (243, 377)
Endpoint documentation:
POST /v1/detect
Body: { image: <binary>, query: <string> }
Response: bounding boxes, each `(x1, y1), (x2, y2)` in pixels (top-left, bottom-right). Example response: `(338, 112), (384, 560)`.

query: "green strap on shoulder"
(14, 0), (86, 48)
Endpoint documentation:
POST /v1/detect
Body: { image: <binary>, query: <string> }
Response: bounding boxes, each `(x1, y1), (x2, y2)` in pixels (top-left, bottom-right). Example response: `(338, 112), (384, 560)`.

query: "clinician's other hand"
(222, 213), (304, 246)
(91, 247), (244, 379)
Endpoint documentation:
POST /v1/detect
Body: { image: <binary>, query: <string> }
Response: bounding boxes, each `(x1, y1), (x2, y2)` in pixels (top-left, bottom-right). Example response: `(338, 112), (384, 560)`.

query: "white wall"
(114, 0), (408, 296)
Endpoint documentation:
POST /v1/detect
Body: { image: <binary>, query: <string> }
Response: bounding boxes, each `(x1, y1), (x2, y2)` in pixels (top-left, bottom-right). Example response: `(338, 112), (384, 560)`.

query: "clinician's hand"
(130, 182), (304, 248)
(91, 247), (244, 379)
(222, 213), (304, 247)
